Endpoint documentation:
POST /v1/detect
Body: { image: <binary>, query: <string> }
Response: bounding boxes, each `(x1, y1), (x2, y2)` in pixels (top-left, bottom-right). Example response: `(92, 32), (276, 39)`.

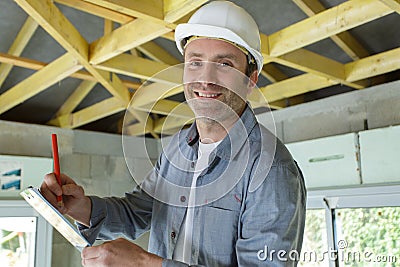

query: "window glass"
(335, 207), (400, 266)
(299, 209), (329, 266)
(0, 217), (37, 267)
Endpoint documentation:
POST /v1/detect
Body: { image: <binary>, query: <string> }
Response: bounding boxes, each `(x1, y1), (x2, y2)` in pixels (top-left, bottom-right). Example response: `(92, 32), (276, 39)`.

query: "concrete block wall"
(0, 120), (158, 267)
(258, 80), (400, 144)
(257, 80), (400, 190)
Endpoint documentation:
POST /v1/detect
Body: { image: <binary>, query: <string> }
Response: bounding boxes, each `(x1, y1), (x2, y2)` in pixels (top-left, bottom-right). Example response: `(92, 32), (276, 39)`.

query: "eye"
(218, 61), (233, 67)
(188, 60), (203, 67)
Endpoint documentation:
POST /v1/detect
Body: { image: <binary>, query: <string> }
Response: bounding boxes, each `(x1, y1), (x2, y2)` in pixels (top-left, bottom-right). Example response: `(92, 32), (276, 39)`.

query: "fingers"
(81, 243), (111, 267)
(63, 183), (85, 199)
(42, 173), (62, 196)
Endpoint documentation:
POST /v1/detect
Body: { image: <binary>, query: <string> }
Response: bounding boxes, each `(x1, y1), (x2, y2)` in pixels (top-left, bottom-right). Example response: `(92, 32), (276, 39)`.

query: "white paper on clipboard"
(20, 186), (90, 251)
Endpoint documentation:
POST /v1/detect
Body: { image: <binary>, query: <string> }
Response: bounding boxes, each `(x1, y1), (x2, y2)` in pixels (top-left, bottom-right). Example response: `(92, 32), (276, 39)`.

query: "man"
(41, 1), (306, 266)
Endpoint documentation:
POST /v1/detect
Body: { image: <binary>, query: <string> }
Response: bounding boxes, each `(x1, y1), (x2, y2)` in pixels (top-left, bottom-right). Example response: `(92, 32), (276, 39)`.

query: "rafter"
(0, 53), (141, 90)
(137, 41), (180, 65)
(95, 53), (172, 82)
(54, 80), (97, 117)
(261, 73), (337, 103)
(260, 48), (400, 103)
(261, 64), (288, 83)
(136, 100), (193, 119)
(292, 0), (370, 60)
(89, 19), (171, 65)
(0, 16), (38, 87)
(345, 48), (400, 82)
(49, 96), (125, 128)
(0, 53), (82, 115)
(268, 0), (393, 56)
(260, 33), (367, 89)
(82, 0), (165, 24)
(130, 82), (184, 109)
(153, 115), (194, 134)
(123, 121), (151, 136)
(15, 0), (131, 103)
(55, 0), (133, 24)
(379, 0), (400, 14)
(126, 107), (159, 138)
(163, 0), (208, 23)
(273, 48), (367, 89)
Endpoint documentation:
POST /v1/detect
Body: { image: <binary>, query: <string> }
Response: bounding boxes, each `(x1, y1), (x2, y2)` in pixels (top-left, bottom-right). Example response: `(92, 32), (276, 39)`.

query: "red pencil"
(51, 134), (63, 207)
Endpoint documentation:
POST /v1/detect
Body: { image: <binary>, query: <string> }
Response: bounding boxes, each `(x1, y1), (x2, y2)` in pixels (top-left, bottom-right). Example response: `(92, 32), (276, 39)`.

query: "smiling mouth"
(194, 91), (222, 99)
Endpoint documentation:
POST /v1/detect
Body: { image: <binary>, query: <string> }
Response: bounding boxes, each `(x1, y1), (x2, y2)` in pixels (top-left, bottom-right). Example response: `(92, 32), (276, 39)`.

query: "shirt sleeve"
(78, 184), (154, 244)
(236, 160), (307, 266)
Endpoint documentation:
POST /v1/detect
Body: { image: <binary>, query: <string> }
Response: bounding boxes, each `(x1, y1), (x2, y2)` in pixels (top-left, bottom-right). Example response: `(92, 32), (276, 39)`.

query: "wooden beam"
(82, 0), (165, 23)
(153, 115), (194, 134)
(0, 17), (38, 87)
(15, 0), (131, 103)
(273, 48), (367, 89)
(54, 80), (97, 117)
(136, 99), (193, 119)
(269, 95), (306, 109)
(345, 48), (400, 82)
(0, 53), (82, 115)
(292, 0), (370, 60)
(104, 19), (114, 35)
(89, 19), (171, 64)
(260, 73), (337, 102)
(260, 33), (366, 89)
(161, 32), (175, 42)
(55, 0), (133, 24)
(260, 33), (271, 65)
(137, 41), (181, 65)
(261, 64), (288, 83)
(123, 121), (151, 136)
(0, 53), (140, 90)
(126, 107), (159, 138)
(15, 0), (88, 60)
(0, 53), (141, 90)
(49, 96), (125, 128)
(163, 0), (208, 23)
(95, 54), (181, 84)
(379, 0), (400, 14)
(268, 0), (393, 56)
(130, 82), (184, 108)
(258, 48), (400, 103)
(95, 53), (171, 81)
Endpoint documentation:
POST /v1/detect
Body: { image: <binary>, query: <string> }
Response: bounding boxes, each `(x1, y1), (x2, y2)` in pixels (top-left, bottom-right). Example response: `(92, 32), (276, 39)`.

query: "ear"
(246, 70), (258, 95)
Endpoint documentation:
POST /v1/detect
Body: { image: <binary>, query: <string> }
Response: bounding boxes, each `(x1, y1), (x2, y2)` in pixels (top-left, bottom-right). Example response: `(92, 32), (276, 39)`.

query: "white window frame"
(0, 200), (53, 267)
(306, 184), (400, 267)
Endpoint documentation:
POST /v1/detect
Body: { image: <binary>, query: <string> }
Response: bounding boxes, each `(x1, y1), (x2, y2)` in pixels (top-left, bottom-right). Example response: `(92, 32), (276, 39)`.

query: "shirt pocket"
(202, 193), (241, 256)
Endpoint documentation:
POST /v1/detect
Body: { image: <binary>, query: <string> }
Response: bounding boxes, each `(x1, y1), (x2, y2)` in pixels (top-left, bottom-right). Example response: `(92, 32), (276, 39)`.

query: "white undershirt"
(173, 140), (221, 264)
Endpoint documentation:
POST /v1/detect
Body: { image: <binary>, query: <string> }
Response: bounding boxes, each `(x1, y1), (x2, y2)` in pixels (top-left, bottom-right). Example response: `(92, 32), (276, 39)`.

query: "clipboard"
(20, 186), (90, 251)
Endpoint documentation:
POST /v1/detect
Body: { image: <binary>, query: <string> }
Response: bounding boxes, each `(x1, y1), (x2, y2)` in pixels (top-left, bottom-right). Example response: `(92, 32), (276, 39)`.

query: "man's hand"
(81, 238), (163, 267)
(41, 173), (91, 226)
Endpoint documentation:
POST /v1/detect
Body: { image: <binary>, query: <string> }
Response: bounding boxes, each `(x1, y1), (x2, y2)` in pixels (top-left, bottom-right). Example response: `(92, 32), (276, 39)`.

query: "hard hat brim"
(175, 23), (263, 74)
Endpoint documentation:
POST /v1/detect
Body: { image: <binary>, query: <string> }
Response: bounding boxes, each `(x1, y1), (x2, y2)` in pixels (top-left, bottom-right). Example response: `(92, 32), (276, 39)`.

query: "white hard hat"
(175, 1), (263, 74)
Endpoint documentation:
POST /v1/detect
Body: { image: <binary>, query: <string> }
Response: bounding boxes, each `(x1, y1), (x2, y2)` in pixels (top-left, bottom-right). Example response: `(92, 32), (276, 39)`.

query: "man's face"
(183, 38), (257, 123)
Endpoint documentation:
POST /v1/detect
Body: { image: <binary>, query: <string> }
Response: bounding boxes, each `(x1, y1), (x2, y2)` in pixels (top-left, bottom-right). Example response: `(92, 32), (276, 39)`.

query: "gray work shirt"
(79, 105), (307, 266)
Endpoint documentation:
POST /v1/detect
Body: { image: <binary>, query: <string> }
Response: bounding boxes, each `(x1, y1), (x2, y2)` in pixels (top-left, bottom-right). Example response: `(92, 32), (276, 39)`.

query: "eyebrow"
(186, 52), (240, 61)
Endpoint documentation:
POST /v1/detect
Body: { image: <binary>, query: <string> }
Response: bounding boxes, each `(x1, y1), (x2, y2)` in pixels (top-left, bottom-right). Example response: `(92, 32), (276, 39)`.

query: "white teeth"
(198, 92), (219, 97)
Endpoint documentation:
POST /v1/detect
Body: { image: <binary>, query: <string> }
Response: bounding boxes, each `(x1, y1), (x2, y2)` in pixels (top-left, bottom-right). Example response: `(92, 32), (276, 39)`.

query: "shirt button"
(180, 195), (186, 202)
(171, 231), (176, 239)
(191, 161), (195, 168)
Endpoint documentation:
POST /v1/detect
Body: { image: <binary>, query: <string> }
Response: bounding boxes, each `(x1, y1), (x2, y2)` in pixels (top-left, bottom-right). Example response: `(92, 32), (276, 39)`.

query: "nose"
(198, 62), (218, 86)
